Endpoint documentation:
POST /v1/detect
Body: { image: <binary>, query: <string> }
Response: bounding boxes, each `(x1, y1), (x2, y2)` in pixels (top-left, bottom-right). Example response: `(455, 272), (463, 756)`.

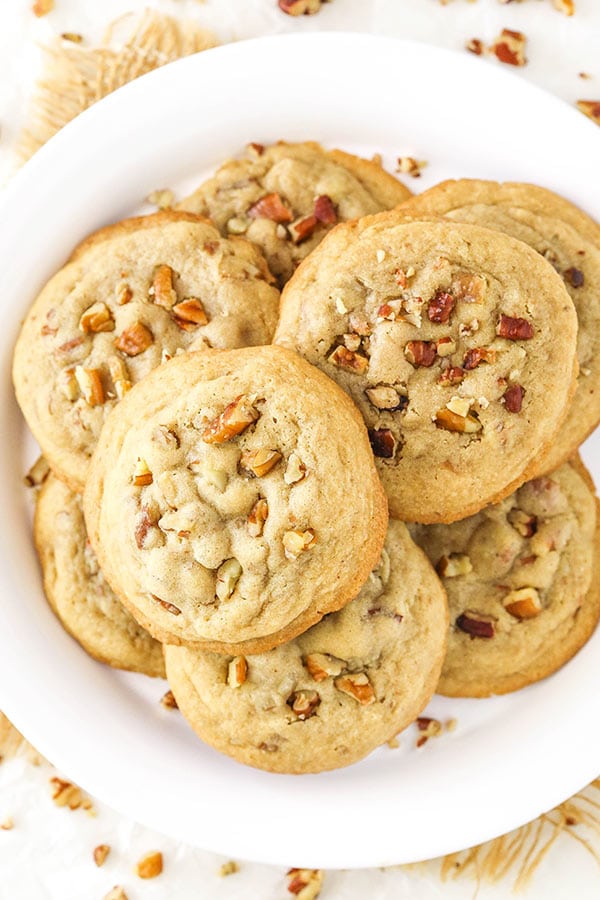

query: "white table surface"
(1, 1), (599, 897)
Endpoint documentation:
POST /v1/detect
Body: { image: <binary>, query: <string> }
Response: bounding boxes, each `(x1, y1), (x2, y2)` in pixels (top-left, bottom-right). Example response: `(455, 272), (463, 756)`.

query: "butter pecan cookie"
(164, 520), (448, 773)
(275, 215), (578, 523)
(178, 141), (411, 286)
(83, 346), (388, 655)
(410, 459), (599, 697)
(34, 473), (164, 677)
(398, 180), (600, 473)
(13, 212), (279, 492)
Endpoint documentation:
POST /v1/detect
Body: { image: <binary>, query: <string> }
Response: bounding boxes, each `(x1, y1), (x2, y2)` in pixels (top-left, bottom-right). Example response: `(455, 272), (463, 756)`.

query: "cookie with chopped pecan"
(164, 520), (447, 773)
(276, 215), (578, 523)
(410, 457), (600, 696)
(83, 346), (388, 655)
(178, 141), (411, 287)
(13, 211), (280, 491)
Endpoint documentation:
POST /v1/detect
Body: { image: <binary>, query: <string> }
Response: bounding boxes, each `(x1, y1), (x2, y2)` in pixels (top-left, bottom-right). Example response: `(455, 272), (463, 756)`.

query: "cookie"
(13, 211), (280, 492)
(164, 520), (448, 774)
(410, 460), (600, 697)
(177, 141), (411, 286)
(34, 472), (164, 677)
(398, 179), (600, 473)
(275, 214), (578, 523)
(83, 345), (388, 655)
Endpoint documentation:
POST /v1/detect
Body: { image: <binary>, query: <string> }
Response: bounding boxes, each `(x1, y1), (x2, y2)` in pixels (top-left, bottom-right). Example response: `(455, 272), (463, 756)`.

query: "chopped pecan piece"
(24, 456), (50, 488)
(114, 322), (153, 356)
(79, 301), (115, 333)
(368, 428), (397, 459)
(151, 595), (181, 616)
(57, 336), (85, 353)
(283, 528), (316, 560)
(508, 508), (537, 537)
(503, 587), (543, 619)
(438, 366), (464, 386)
(287, 869), (324, 899)
(104, 888), (128, 900)
(107, 356), (131, 399)
(215, 559), (242, 602)
(490, 28), (527, 66)
(74, 367), (105, 406)
(94, 845), (111, 867)
(304, 652), (344, 681)
(314, 194), (337, 224)
(452, 273), (486, 302)
(240, 448), (282, 477)
(564, 267), (584, 288)
(577, 100), (600, 125)
(248, 192), (293, 223)
(151, 265), (177, 308)
(32, 0), (54, 16)
(466, 37), (484, 55)
(287, 690), (321, 720)
(463, 347), (497, 370)
(434, 407), (482, 433)
(136, 851), (163, 879)
(497, 314), (534, 340)
(227, 656), (248, 688)
(348, 312), (371, 336)
(396, 156), (427, 177)
(160, 690), (178, 709)
(116, 285), (132, 305)
(404, 340), (437, 367)
(437, 554), (473, 577)
(456, 612), (495, 638)
(289, 214), (319, 244)
(334, 672), (376, 705)
(553, 0), (575, 13)
(503, 383), (525, 412)
(247, 498), (268, 536)
(202, 395), (259, 443)
(172, 298), (208, 326)
(436, 337), (456, 357)
(328, 345), (369, 373)
(133, 457), (153, 486)
(284, 452), (306, 484)
(427, 291), (455, 324)
(135, 507), (158, 549)
(219, 861), (240, 877)
(278, 0), (322, 14)
(365, 385), (407, 411)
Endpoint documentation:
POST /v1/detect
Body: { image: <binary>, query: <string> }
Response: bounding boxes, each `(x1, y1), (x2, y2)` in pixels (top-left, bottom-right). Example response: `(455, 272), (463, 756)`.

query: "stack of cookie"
(13, 141), (600, 774)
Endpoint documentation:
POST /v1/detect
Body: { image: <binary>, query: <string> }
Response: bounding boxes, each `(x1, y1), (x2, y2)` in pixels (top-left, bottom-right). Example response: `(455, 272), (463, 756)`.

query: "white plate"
(0, 33), (599, 870)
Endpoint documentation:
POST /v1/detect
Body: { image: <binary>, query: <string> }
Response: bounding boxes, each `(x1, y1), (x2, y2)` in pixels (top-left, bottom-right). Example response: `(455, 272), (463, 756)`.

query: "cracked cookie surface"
(35, 473), (164, 677)
(177, 141), (411, 286)
(410, 459), (599, 696)
(13, 211), (280, 491)
(164, 520), (448, 773)
(83, 345), (388, 655)
(275, 214), (578, 523)
(398, 180), (600, 473)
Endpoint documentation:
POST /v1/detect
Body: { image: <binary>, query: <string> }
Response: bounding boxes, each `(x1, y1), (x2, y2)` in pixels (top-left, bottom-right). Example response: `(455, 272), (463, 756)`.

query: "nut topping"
(313, 194), (337, 224)
(304, 652), (345, 681)
(202, 395), (259, 444)
(490, 28), (527, 67)
(240, 448), (282, 477)
(497, 314), (534, 341)
(368, 428), (397, 459)
(287, 690), (321, 720)
(365, 385), (406, 411)
(160, 690), (178, 709)
(278, 0), (322, 15)
(289, 215), (319, 244)
(328, 345), (369, 373)
(151, 595), (181, 616)
(463, 347), (497, 370)
(563, 267), (585, 288)
(136, 851), (163, 879)
(283, 528), (316, 560)
(248, 192), (293, 223)
(436, 553), (473, 577)
(503, 384), (525, 413)
(404, 340), (437, 367)
(227, 656), (248, 688)
(74, 367), (105, 406)
(150, 265), (177, 308)
(107, 356), (131, 399)
(434, 407), (482, 433)
(576, 100), (600, 126)
(446, 396), (472, 418)
(133, 457), (153, 486)
(284, 451), (307, 484)
(116, 284), (132, 305)
(436, 337), (456, 357)
(94, 845), (111, 867)
(24, 456), (50, 488)
(503, 587), (543, 619)
(452, 273), (486, 302)
(438, 366), (464, 387)
(114, 322), (153, 356)
(508, 508), (537, 537)
(215, 558), (242, 602)
(226, 216), (250, 235)
(79, 301), (115, 333)
(247, 498), (268, 536)
(286, 868), (324, 899)
(456, 612), (495, 638)
(396, 156), (427, 177)
(427, 291), (455, 324)
(135, 506), (159, 549)
(172, 298), (209, 326)
(104, 889), (128, 900)
(334, 672), (376, 705)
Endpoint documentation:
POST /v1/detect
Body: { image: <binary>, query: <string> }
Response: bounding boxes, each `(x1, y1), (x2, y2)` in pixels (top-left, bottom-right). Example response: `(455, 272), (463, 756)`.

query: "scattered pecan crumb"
(94, 844), (111, 867)
(415, 716), (443, 748)
(314, 194), (337, 224)
(50, 777), (94, 813)
(445, 718), (458, 732)
(387, 735), (400, 749)
(490, 29), (527, 66)
(287, 868), (324, 898)
(61, 32), (83, 43)
(466, 38), (484, 56)
(160, 690), (178, 709)
(576, 100), (600, 125)
(396, 156), (427, 178)
(219, 860), (240, 876)
(136, 851), (163, 879)
(578, 72), (592, 80)
(24, 456), (50, 488)
(503, 383), (525, 413)
(147, 188), (174, 209)
(553, 0), (575, 13)
(104, 888), (128, 900)
(456, 612), (495, 638)
(0, 817), (14, 830)
(564, 266), (585, 287)
(32, 0), (54, 16)
(278, 0), (325, 14)
(368, 428), (397, 459)
(248, 192), (293, 223)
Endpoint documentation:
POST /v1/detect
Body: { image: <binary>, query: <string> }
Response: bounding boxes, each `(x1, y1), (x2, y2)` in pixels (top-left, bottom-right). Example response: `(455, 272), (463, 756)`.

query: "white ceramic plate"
(0, 33), (599, 870)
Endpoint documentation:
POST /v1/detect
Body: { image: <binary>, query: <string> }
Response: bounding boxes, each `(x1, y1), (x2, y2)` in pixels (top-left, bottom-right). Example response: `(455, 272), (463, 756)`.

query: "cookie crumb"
(136, 851), (163, 879)
(576, 100), (600, 125)
(287, 868), (324, 898)
(94, 844), (111, 867)
(147, 188), (174, 210)
(104, 889), (128, 900)
(396, 156), (427, 178)
(32, 0), (54, 15)
(445, 717), (458, 732)
(219, 860), (240, 876)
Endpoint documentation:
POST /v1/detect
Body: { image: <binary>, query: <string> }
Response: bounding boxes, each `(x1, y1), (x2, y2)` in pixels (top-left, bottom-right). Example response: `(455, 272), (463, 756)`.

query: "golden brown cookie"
(84, 345), (388, 655)
(275, 213), (578, 523)
(178, 141), (411, 286)
(164, 520), (448, 773)
(35, 473), (164, 677)
(410, 460), (599, 696)
(13, 212), (280, 492)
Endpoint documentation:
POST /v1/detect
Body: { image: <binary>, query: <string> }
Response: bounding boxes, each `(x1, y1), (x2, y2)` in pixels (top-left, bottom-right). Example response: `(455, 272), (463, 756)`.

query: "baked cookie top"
(13, 212), (280, 492)
(34, 473), (164, 678)
(178, 141), (411, 286)
(164, 520), (448, 774)
(275, 215), (578, 523)
(398, 180), (600, 473)
(83, 345), (388, 654)
(410, 460), (599, 697)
